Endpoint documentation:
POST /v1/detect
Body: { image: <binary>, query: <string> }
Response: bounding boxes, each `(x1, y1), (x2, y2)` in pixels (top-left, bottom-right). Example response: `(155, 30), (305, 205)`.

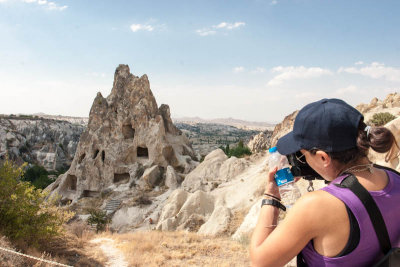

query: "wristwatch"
(261, 198), (286, 211)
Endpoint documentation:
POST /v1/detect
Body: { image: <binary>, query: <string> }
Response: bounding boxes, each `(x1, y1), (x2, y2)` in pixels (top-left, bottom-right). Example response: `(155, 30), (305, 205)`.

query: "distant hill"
(173, 117), (275, 131)
(30, 114), (275, 131)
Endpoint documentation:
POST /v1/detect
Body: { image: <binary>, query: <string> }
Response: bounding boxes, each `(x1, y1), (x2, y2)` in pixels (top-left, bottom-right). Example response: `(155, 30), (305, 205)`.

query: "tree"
(22, 164), (53, 189)
(0, 158), (73, 246)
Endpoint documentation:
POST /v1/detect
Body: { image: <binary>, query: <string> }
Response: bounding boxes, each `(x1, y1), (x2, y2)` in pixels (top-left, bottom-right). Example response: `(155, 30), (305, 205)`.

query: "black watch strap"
(261, 198), (286, 211)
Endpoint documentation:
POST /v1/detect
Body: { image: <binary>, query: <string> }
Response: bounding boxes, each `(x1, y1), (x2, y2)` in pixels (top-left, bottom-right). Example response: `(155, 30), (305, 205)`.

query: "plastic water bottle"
(268, 146), (301, 210)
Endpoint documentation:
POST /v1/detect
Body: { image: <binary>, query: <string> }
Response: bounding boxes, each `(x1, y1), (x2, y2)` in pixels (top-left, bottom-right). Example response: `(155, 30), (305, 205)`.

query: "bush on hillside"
(219, 140), (252, 158)
(87, 208), (111, 233)
(22, 164), (52, 189)
(0, 158), (74, 247)
(368, 112), (397, 126)
(22, 164), (65, 189)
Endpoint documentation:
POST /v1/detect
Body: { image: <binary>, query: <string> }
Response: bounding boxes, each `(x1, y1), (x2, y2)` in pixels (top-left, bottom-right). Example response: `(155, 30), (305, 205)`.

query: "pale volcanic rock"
(181, 149), (228, 192)
(142, 165), (162, 187)
(356, 92), (400, 122)
(157, 189), (215, 231)
(269, 110), (299, 148)
(48, 64), (198, 204)
(198, 205), (231, 236)
(165, 165), (179, 189)
(247, 131), (273, 153)
(0, 117), (83, 170)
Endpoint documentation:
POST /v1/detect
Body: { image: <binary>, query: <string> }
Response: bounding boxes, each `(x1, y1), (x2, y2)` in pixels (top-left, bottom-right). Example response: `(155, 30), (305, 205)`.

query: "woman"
(250, 98), (400, 267)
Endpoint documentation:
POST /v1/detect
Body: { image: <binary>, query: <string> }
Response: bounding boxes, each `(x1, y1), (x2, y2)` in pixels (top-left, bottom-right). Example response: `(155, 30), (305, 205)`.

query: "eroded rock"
(48, 64), (198, 204)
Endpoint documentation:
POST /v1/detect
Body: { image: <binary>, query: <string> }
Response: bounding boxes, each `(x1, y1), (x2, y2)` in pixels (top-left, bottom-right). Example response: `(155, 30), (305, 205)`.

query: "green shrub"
(369, 112), (396, 126)
(220, 140), (252, 158)
(87, 208), (111, 233)
(0, 158), (73, 246)
(22, 164), (53, 189)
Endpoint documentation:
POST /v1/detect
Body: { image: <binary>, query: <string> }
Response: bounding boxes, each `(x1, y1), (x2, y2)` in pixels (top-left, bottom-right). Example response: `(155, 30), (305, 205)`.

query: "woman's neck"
(336, 157), (372, 177)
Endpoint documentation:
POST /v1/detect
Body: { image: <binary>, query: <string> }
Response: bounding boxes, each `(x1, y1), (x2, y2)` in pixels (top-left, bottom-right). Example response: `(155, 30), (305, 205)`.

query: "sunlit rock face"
(48, 64), (198, 203)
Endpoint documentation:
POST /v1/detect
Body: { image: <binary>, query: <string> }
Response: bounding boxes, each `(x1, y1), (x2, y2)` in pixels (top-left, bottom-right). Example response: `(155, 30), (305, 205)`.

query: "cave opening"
(82, 190), (100, 198)
(122, 124), (135, 139)
(137, 146), (149, 158)
(66, 174), (77, 191)
(113, 173), (130, 184)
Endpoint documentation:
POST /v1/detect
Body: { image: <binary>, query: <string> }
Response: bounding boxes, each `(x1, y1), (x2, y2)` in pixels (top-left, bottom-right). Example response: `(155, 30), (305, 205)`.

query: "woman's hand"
(264, 166), (281, 199)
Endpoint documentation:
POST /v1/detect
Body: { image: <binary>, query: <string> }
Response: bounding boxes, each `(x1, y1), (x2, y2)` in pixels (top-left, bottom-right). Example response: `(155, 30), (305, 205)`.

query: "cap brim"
(276, 131), (302, 155)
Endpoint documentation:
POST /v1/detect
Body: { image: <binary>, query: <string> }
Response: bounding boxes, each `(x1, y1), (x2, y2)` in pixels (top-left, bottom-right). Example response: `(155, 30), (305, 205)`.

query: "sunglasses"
(295, 151), (306, 164)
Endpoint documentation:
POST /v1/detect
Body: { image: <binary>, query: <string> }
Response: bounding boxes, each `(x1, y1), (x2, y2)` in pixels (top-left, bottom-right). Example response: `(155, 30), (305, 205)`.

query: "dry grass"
(225, 209), (247, 236)
(0, 221), (105, 267)
(90, 230), (250, 267)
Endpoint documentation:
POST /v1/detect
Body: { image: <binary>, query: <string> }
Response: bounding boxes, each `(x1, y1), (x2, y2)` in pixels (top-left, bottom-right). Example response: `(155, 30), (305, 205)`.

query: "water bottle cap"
(268, 146), (277, 153)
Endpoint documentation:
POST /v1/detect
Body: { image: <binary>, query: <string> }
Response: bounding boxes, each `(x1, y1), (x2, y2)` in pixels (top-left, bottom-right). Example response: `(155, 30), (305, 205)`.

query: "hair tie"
(364, 125), (371, 138)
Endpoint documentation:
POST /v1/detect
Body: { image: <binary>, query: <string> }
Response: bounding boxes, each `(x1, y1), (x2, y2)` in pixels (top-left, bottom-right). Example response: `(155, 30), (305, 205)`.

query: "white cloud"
(338, 62), (400, 82)
(355, 61), (364, 65)
(214, 22), (245, 30)
(233, 66), (245, 73)
(271, 0), (278, 5)
(196, 29), (216, 36)
(196, 21), (245, 36)
(335, 85), (358, 95)
(267, 66), (333, 86)
(130, 24), (154, 32)
(19, 0), (67, 10)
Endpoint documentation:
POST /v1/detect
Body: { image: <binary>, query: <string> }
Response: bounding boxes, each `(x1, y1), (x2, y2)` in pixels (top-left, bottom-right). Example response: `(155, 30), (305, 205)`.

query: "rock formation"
(48, 64), (198, 204)
(269, 110), (299, 148)
(0, 116), (84, 170)
(356, 92), (400, 122)
(247, 130), (273, 153)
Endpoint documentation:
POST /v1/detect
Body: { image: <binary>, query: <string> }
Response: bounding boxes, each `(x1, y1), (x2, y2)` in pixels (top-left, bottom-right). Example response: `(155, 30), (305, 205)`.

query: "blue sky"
(0, 0), (399, 122)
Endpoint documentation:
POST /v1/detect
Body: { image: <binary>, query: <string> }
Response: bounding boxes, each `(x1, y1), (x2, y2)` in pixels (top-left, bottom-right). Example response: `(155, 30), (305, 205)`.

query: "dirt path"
(90, 237), (128, 267)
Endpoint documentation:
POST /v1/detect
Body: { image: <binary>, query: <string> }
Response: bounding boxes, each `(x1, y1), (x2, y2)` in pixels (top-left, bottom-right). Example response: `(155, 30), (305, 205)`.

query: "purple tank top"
(301, 169), (400, 267)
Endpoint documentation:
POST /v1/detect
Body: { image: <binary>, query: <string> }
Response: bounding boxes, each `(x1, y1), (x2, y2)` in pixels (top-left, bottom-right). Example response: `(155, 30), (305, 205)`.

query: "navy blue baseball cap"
(276, 98), (363, 155)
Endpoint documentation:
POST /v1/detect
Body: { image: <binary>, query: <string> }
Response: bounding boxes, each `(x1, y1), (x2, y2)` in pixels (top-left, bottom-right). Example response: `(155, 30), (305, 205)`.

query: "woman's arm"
(250, 168), (323, 267)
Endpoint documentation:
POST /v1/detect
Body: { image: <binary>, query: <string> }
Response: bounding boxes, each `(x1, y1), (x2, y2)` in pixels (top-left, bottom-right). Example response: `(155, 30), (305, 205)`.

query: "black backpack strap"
(339, 174), (392, 254)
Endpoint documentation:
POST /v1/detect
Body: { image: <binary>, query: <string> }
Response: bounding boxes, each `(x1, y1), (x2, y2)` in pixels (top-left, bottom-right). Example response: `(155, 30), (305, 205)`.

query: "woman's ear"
(316, 150), (331, 167)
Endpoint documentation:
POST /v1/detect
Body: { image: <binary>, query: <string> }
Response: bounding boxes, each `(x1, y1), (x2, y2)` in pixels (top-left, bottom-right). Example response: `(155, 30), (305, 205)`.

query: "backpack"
(337, 165), (400, 267)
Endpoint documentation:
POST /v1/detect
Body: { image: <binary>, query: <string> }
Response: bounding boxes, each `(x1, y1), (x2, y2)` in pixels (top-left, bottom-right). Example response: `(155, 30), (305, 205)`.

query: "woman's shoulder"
(291, 189), (347, 223)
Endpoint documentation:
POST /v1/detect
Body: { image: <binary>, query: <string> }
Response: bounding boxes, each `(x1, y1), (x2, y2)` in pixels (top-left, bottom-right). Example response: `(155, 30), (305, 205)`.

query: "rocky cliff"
(0, 116), (84, 170)
(247, 130), (273, 153)
(48, 65), (198, 205)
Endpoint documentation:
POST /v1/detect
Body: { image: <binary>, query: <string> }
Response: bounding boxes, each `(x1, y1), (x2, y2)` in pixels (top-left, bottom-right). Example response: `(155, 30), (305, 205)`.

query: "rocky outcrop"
(247, 130), (273, 153)
(356, 92), (400, 122)
(270, 110), (299, 148)
(48, 64), (198, 204)
(0, 117), (84, 170)
(181, 149), (249, 192)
